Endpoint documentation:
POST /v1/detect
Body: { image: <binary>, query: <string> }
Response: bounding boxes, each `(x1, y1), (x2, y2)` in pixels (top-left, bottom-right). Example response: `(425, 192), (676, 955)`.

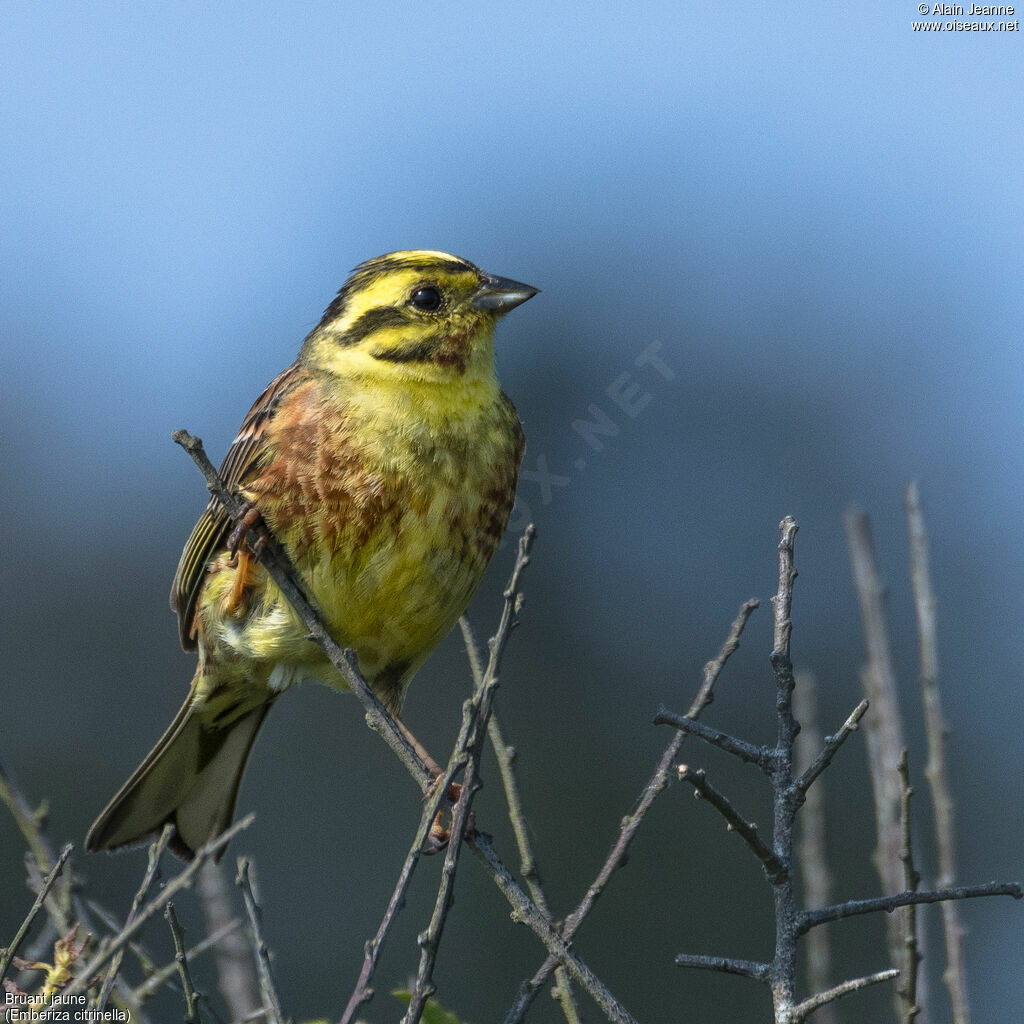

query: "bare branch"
(0, 843), (72, 986)
(789, 968), (901, 1022)
(96, 826), (172, 1011)
(129, 918), (243, 1003)
(164, 901), (203, 1024)
(897, 750), (922, 1023)
(674, 955), (772, 980)
(844, 508), (907, 982)
(502, 598), (759, 1023)
(341, 532), (535, 1024)
(199, 860), (262, 1022)
(676, 765), (786, 883)
(906, 480), (970, 1024)
(236, 858), (285, 1024)
(791, 699), (870, 798)
(793, 673), (837, 1024)
(798, 882), (1022, 934)
(471, 831), (638, 1024)
(43, 814), (254, 1006)
(653, 709), (770, 770)
(766, 516), (802, 1018)
(460, 617), (582, 1024)
(0, 757), (73, 930)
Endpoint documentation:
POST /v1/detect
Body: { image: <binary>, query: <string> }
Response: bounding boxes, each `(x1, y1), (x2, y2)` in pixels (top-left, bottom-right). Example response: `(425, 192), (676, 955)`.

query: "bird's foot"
(227, 502), (271, 557)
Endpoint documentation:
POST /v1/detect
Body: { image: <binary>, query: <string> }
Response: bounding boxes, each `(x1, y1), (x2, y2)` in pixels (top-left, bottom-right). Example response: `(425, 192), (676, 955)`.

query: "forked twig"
(164, 901), (203, 1024)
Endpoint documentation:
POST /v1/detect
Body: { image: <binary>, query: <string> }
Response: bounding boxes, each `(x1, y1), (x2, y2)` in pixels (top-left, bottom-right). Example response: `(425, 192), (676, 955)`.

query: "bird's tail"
(86, 680), (273, 861)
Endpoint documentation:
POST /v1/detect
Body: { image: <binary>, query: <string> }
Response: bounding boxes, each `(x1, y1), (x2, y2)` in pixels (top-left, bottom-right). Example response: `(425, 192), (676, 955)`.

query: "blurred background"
(2, 3), (1021, 1022)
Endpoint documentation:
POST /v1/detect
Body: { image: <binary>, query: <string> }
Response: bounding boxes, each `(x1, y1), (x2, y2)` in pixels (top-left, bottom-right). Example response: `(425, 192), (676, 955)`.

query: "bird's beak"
(471, 273), (540, 312)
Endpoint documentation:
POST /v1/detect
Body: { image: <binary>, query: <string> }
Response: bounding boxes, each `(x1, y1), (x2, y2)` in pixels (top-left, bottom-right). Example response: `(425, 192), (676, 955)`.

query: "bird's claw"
(227, 503), (270, 556)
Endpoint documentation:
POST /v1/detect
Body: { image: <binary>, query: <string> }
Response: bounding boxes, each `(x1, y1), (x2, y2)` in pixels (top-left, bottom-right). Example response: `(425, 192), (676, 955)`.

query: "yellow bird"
(87, 251), (535, 860)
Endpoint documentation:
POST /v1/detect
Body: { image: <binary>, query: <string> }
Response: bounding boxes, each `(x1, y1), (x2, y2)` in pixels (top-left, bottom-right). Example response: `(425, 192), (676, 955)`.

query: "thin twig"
(96, 826), (172, 1011)
(130, 919), (244, 1002)
(674, 955), (772, 980)
(199, 860), (262, 1022)
(906, 480), (969, 1024)
(339, 535), (536, 1024)
(844, 508), (908, 986)
(797, 882), (1023, 934)
(792, 672), (837, 1024)
(898, 750), (922, 1023)
(236, 858), (286, 1024)
(402, 531), (535, 1023)
(502, 599), (759, 1024)
(172, 429), (434, 794)
(676, 765), (786, 882)
(165, 901), (203, 1024)
(471, 831), (638, 1024)
(788, 968), (901, 1022)
(0, 843), (72, 986)
(791, 699), (869, 798)
(460, 617), (582, 1024)
(653, 710), (771, 770)
(0, 759), (148, 1023)
(41, 814), (254, 1007)
(0, 758), (73, 930)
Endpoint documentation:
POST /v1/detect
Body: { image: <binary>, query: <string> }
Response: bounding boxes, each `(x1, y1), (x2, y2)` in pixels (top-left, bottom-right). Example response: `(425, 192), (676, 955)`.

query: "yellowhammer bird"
(86, 250), (535, 861)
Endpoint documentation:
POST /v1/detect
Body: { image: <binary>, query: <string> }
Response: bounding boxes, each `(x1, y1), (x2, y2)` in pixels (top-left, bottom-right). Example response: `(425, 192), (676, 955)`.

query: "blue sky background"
(2, 3), (1022, 1022)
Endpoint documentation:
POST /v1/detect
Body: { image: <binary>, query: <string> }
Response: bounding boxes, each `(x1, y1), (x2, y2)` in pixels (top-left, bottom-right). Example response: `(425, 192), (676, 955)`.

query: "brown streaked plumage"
(87, 250), (535, 860)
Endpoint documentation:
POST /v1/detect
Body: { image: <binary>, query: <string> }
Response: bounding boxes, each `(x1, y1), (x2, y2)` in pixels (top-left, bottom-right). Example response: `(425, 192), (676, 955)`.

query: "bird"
(86, 250), (535, 861)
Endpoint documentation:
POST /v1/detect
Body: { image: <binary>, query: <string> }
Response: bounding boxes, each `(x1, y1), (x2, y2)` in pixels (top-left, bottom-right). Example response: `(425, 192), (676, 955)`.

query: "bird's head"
(300, 250), (537, 384)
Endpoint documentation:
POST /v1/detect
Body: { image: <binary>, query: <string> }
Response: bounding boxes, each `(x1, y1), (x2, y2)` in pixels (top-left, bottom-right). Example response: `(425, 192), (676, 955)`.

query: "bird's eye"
(409, 286), (443, 312)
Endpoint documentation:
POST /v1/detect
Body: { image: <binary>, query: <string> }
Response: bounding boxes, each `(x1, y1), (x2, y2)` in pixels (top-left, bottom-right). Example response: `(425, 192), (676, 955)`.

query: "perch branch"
(676, 765), (786, 883)
(172, 429), (434, 794)
(503, 598), (759, 1023)
(906, 480), (969, 1024)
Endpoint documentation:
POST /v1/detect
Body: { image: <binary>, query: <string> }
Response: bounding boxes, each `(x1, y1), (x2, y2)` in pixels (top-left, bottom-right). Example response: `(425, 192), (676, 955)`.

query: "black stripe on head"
(369, 339), (436, 364)
(316, 252), (480, 332)
(338, 305), (414, 347)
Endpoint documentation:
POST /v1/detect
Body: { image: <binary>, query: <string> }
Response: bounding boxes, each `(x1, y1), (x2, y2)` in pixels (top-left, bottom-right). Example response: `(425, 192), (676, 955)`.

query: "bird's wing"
(169, 362), (308, 650)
